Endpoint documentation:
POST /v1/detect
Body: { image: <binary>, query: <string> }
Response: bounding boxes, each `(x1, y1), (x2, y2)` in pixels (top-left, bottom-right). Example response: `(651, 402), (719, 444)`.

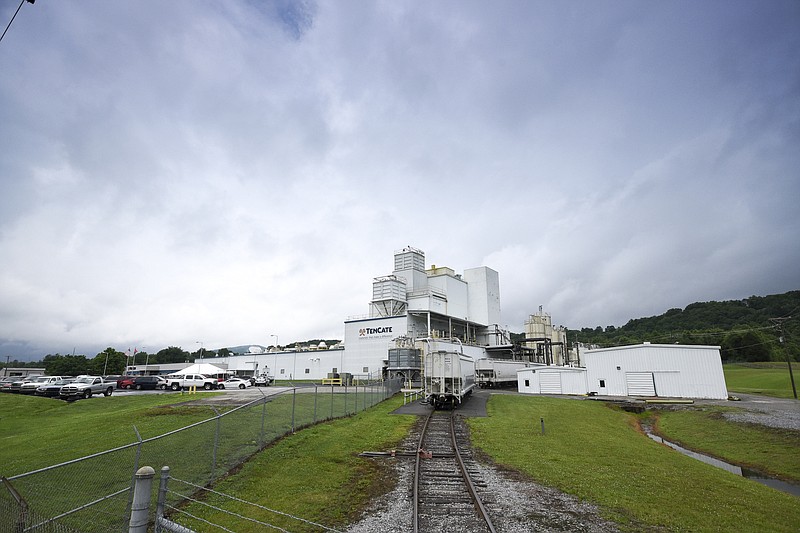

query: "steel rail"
(450, 412), (497, 533)
(412, 410), (496, 533)
(412, 410), (433, 533)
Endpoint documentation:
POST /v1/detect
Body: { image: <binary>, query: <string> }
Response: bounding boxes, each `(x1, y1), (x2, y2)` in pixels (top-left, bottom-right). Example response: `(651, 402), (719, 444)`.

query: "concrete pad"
(391, 388), (490, 417)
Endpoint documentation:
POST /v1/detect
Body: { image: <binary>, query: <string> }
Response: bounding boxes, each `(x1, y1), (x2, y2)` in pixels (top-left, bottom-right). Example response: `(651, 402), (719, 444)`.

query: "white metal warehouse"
(584, 343), (728, 399)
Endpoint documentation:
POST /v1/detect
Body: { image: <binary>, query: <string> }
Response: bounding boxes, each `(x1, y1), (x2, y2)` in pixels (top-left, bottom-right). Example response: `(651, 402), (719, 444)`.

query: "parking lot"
(110, 385), (291, 403)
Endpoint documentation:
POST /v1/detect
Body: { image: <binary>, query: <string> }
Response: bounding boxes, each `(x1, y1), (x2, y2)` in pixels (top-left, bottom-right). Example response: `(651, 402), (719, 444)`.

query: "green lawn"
(0, 392), (221, 476)
(3, 389), (798, 532)
(724, 362), (799, 398)
(468, 394), (800, 533)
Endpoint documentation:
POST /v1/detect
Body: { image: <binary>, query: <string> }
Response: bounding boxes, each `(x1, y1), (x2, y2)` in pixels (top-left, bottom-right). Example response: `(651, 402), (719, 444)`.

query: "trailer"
(476, 358), (530, 388)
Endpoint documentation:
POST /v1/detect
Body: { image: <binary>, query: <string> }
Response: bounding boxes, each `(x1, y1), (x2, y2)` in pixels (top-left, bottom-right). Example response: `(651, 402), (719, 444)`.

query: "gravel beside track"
(346, 415), (620, 533)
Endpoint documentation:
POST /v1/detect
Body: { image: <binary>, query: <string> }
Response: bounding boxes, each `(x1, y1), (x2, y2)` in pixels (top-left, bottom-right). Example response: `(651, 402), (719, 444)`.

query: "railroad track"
(413, 410), (497, 533)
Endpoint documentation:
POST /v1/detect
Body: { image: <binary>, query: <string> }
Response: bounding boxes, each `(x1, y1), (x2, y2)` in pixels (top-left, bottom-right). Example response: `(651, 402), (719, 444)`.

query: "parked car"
(218, 377), (252, 389)
(9, 376), (42, 393)
(0, 377), (16, 392)
(59, 376), (115, 400)
(163, 373), (218, 391)
(130, 376), (167, 390)
(116, 376), (137, 389)
(34, 378), (75, 397)
(20, 376), (64, 394)
(254, 374), (274, 387)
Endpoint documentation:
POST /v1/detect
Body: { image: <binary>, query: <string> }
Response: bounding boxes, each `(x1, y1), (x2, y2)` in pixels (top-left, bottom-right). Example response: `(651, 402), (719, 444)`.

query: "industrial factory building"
(344, 246), (507, 382)
(211, 246), (509, 381)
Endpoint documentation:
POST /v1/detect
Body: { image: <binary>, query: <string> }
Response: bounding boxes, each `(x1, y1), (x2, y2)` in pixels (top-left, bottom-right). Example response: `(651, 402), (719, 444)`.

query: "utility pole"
(770, 317), (797, 400)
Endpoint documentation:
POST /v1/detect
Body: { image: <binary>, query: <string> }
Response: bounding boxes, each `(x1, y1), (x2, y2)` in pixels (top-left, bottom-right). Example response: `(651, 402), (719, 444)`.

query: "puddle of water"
(646, 432), (800, 497)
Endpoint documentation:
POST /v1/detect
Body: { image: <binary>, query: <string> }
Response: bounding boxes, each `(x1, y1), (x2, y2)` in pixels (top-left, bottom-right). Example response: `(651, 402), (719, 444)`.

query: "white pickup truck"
(59, 376), (115, 400)
(164, 373), (219, 391)
(19, 375), (65, 394)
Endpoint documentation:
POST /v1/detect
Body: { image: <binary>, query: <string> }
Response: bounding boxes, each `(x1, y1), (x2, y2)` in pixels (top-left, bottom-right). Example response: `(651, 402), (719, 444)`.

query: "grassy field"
(468, 395), (800, 533)
(3, 376), (799, 532)
(724, 362), (799, 398)
(0, 392), (222, 476)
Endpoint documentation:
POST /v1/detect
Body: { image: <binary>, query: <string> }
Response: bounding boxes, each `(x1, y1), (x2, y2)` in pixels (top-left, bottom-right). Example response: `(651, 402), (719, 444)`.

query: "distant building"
(2, 367), (45, 378)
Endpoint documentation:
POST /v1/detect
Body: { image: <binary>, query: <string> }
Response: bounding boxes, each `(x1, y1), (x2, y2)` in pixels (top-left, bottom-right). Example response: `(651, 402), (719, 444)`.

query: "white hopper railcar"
(476, 358), (531, 388)
(424, 350), (476, 409)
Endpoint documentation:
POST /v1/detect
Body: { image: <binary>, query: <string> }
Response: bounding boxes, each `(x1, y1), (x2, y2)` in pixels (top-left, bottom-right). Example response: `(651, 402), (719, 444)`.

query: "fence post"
(127, 426), (144, 518)
(155, 466), (170, 533)
(128, 466), (155, 533)
(211, 407), (221, 481)
(313, 385), (318, 423)
(330, 383), (334, 420)
(260, 396), (267, 447)
(1, 476), (28, 533)
(291, 388), (297, 433)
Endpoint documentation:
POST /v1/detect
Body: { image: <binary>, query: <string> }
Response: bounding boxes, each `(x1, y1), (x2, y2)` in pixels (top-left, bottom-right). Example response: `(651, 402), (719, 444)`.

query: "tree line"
(566, 291), (799, 363)
(2, 339), (344, 376)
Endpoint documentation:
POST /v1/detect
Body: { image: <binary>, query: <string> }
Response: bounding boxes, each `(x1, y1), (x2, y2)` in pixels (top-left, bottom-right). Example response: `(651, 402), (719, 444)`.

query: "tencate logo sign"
(359, 326), (393, 338)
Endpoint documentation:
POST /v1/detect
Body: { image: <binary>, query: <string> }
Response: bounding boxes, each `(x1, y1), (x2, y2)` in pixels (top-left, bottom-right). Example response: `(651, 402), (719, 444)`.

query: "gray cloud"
(0, 1), (797, 359)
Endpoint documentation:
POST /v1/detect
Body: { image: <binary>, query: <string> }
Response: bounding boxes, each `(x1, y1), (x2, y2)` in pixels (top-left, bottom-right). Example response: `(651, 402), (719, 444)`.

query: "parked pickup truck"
(164, 373), (218, 391)
(254, 374), (274, 387)
(59, 376), (115, 400)
(19, 376), (65, 394)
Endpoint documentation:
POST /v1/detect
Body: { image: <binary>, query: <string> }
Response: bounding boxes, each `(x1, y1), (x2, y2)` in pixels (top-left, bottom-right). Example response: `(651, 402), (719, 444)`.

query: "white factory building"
(517, 343), (729, 400)
(211, 246), (509, 381)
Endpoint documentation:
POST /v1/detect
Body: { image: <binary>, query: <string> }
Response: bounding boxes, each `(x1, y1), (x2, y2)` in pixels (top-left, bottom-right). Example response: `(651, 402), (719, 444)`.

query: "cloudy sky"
(1, 1), (798, 360)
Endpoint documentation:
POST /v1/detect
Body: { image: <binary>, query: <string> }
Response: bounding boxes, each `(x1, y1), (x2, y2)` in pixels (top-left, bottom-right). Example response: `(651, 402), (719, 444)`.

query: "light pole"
(292, 343), (298, 381)
(271, 334), (278, 378)
(197, 341), (203, 363)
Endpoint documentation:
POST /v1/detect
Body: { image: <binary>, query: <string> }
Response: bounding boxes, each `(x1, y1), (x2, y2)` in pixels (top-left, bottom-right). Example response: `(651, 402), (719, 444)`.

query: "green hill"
(566, 290), (799, 362)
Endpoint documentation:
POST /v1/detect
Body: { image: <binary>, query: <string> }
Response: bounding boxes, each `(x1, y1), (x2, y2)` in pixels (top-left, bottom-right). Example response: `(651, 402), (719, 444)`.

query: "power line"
(0, 0), (34, 46)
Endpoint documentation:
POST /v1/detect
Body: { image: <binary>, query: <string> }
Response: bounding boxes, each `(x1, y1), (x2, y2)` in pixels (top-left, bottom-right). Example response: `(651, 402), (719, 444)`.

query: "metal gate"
(539, 372), (562, 394)
(625, 372), (656, 396)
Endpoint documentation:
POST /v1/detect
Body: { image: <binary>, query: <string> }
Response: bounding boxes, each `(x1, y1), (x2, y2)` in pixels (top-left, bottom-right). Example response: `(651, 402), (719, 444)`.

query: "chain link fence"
(1, 379), (403, 532)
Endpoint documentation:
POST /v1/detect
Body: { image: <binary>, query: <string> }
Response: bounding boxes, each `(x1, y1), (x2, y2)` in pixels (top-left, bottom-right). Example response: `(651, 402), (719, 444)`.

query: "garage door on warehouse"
(626, 372), (656, 396)
(540, 372), (562, 394)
